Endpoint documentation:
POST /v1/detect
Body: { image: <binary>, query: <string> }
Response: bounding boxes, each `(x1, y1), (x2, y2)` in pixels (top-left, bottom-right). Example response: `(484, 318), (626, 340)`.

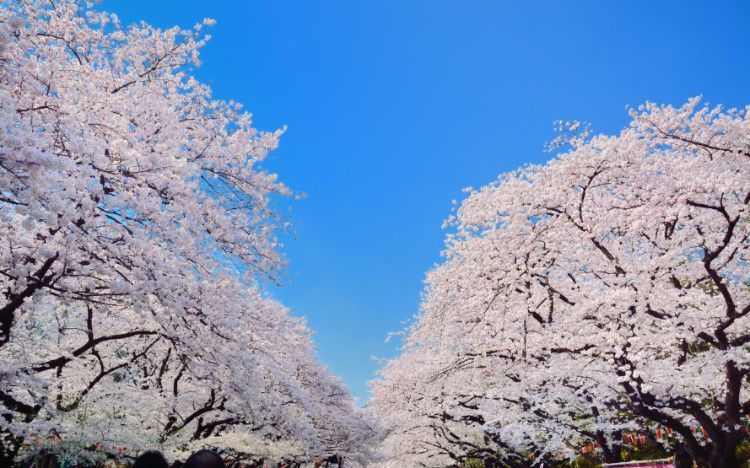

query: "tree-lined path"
(0, 0), (748, 467)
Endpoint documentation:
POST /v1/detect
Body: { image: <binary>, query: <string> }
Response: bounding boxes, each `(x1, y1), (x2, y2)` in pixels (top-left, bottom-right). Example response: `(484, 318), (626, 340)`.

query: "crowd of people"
(132, 450), (221, 468)
(129, 450), (345, 468)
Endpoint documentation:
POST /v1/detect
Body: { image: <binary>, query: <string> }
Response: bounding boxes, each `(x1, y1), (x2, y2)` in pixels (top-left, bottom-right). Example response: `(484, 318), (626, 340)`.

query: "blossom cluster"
(0, 1), (377, 465)
(370, 98), (750, 467)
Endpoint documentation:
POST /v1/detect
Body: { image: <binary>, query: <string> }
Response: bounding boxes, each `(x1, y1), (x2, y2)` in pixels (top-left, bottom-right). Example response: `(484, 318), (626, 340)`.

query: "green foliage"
(619, 441), (669, 462)
(16, 441), (110, 468)
(736, 440), (750, 466)
(567, 457), (600, 468)
(462, 457), (485, 468)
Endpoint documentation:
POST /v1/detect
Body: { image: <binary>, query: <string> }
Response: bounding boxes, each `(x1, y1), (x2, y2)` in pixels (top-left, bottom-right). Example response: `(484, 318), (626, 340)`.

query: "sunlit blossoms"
(1, 0), (745, 466)
(0, 0), (375, 465)
(370, 99), (750, 467)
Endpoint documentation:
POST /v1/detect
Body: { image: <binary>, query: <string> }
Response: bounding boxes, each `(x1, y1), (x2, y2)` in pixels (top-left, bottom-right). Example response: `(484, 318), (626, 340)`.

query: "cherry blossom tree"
(3, 283), (376, 464)
(371, 98), (750, 467)
(0, 0), (376, 464)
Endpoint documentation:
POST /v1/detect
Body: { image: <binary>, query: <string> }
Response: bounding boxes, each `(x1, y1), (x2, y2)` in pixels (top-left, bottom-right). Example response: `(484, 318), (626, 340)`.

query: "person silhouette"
(133, 451), (169, 468)
(184, 449), (224, 468)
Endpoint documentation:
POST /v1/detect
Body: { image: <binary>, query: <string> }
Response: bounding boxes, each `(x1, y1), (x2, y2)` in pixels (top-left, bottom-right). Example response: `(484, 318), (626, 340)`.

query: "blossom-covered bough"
(370, 98), (750, 467)
(0, 0), (376, 464)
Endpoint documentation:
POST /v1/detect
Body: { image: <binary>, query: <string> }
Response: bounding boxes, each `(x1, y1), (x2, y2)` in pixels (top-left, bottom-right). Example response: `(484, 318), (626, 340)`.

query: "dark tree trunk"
(674, 443), (693, 468)
(707, 435), (741, 468)
(703, 360), (745, 468)
(0, 430), (22, 467)
(596, 430), (623, 463)
(0, 255), (58, 348)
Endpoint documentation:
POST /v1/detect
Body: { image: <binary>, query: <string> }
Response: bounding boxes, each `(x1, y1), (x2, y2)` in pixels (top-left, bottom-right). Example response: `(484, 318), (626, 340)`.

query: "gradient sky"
(103, 0), (750, 403)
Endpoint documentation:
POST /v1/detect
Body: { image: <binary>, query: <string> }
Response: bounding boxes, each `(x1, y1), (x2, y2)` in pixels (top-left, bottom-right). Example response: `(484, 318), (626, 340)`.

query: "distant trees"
(370, 99), (750, 467)
(0, 0), (375, 464)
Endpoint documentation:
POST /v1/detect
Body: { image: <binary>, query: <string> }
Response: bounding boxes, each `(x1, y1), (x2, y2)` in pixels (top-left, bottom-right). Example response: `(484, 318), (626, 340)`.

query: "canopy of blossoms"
(0, 1), (377, 465)
(370, 99), (750, 468)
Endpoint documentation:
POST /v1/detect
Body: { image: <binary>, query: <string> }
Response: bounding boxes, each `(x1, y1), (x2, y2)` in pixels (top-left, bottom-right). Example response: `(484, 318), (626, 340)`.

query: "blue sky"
(104, 0), (750, 403)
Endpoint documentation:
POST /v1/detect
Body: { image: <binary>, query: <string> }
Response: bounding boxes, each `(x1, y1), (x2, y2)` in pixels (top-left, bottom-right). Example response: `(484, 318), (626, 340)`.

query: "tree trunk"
(0, 431), (22, 467)
(707, 436), (740, 468)
(673, 443), (693, 468)
(596, 430), (623, 463)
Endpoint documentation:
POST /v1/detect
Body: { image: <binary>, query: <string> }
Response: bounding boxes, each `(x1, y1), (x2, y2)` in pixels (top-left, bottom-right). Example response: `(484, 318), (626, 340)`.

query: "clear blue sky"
(104, 0), (750, 403)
